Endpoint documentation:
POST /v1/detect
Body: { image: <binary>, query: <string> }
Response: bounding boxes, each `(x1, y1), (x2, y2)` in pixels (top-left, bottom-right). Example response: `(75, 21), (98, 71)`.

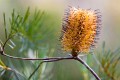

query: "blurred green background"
(0, 0), (120, 80)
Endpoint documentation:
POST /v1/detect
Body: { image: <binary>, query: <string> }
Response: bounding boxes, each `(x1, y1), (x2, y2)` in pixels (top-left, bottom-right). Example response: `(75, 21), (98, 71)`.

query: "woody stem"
(75, 56), (101, 80)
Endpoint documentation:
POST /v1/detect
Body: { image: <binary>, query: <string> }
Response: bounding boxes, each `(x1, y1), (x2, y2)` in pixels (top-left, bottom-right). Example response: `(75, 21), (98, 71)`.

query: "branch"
(2, 36), (13, 50)
(1, 43), (101, 80)
(28, 61), (44, 80)
(1, 43), (73, 61)
(0, 51), (73, 61)
(75, 56), (101, 80)
(0, 50), (101, 80)
(28, 57), (76, 80)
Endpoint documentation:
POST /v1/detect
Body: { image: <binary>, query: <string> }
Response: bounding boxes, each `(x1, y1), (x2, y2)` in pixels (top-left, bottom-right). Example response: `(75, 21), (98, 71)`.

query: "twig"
(0, 43), (101, 80)
(28, 61), (44, 80)
(75, 56), (101, 80)
(28, 56), (101, 80)
(28, 58), (75, 80)
(2, 36), (13, 50)
(0, 51), (101, 80)
(1, 43), (73, 61)
(0, 51), (73, 61)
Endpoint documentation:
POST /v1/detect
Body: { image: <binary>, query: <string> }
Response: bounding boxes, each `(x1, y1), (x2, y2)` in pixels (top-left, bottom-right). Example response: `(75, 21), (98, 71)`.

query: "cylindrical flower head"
(61, 7), (101, 56)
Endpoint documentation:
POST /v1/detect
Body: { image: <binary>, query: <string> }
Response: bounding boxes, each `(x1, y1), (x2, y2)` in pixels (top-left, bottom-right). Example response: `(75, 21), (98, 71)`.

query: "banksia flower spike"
(61, 7), (101, 57)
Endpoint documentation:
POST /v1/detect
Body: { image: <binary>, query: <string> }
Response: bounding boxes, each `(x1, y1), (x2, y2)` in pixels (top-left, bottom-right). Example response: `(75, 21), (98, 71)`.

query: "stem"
(2, 36), (13, 50)
(28, 61), (44, 80)
(1, 43), (74, 61)
(0, 52), (73, 61)
(75, 56), (101, 80)
(28, 58), (74, 80)
(1, 43), (101, 80)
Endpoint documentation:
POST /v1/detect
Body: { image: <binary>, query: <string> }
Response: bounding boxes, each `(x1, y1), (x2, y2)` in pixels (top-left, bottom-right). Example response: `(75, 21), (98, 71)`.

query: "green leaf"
(10, 39), (16, 47)
(3, 13), (8, 39)
(0, 59), (6, 67)
(0, 59), (11, 70)
(7, 43), (14, 49)
(23, 7), (30, 24)
(0, 39), (3, 45)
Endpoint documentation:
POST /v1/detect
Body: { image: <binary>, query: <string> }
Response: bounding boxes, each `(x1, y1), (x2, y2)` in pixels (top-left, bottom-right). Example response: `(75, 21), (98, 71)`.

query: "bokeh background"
(0, 0), (120, 80)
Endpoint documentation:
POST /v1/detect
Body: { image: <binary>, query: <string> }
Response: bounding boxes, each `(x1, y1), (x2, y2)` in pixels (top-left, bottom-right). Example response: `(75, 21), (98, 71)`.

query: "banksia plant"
(0, 7), (102, 80)
(61, 7), (101, 56)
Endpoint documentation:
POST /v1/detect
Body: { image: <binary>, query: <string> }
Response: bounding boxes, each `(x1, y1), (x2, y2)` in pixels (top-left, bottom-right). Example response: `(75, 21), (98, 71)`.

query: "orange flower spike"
(61, 7), (101, 56)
